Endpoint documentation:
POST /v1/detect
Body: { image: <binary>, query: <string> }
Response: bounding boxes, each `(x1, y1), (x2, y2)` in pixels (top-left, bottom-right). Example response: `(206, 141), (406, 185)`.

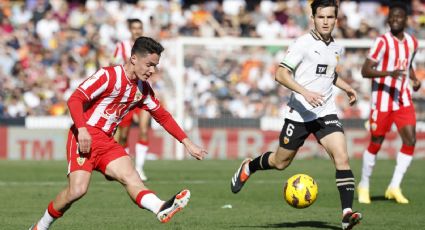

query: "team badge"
(284, 137), (290, 144)
(77, 156), (86, 166)
(134, 91), (143, 101)
(371, 122), (377, 131)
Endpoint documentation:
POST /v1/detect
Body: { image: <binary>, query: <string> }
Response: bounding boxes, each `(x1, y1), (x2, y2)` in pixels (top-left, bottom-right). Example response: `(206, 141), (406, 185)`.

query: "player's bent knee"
(115, 170), (140, 186)
(402, 138), (416, 147)
(67, 186), (88, 201)
(274, 159), (291, 170)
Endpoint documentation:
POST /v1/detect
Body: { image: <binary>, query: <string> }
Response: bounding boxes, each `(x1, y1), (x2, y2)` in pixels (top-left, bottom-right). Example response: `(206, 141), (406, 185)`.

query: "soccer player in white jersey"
(112, 18), (150, 181)
(357, 2), (421, 204)
(230, 1), (362, 229)
(29, 37), (208, 230)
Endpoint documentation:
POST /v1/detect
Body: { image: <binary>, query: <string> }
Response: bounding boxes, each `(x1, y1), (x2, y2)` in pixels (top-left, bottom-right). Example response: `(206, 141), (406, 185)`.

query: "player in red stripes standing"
(112, 18), (151, 181)
(30, 37), (207, 230)
(357, 2), (421, 204)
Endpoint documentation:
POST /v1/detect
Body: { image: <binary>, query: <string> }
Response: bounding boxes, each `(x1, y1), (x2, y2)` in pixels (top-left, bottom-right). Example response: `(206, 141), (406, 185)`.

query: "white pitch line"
(0, 180), (281, 186)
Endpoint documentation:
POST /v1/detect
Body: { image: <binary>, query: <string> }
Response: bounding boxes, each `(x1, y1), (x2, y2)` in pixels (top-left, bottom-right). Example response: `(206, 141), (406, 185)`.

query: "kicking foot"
(230, 158), (252, 194)
(157, 189), (190, 223)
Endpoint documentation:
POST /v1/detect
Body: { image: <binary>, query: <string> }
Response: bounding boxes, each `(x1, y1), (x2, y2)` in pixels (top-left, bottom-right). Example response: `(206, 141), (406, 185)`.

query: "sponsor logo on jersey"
(103, 103), (126, 121)
(316, 64), (328, 74)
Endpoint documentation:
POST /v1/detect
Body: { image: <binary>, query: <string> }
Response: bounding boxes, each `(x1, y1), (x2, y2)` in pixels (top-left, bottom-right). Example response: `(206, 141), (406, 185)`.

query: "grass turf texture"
(0, 159), (424, 229)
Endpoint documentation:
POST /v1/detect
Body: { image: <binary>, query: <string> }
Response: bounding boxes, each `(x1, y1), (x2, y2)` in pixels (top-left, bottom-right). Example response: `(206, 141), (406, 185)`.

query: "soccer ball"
(283, 174), (318, 209)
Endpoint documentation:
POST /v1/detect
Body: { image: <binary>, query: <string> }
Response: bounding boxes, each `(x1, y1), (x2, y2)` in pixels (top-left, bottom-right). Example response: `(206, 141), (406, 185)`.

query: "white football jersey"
(280, 30), (343, 122)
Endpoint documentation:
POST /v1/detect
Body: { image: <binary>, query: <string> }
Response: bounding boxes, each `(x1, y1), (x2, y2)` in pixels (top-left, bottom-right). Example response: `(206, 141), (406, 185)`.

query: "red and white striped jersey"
(367, 32), (418, 112)
(77, 65), (160, 136)
(113, 40), (132, 64)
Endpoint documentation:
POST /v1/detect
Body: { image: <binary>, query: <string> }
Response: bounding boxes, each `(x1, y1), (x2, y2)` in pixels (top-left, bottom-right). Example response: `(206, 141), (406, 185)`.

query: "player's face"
(312, 6), (337, 39)
(131, 53), (159, 81)
(130, 22), (143, 41)
(388, 8), (407, 34)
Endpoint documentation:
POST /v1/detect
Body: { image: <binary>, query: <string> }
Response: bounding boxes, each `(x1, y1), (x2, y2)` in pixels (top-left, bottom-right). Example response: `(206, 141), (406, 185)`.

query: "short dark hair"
(389, 1), (409, 15)
(131, 36), (164, 57)
(127, 18), (142, 28)
(311, 0), (338, 17)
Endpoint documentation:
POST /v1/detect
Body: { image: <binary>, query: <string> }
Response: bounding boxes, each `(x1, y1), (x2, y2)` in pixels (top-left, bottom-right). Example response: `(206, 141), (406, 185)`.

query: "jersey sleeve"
(368, 37), (386, 62)
(77, 68), (109, 101)
(280, 38), (305, 72)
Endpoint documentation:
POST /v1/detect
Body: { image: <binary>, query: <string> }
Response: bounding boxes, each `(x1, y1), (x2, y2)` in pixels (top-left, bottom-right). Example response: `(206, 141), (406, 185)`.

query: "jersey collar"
(310, 29), (334, 46)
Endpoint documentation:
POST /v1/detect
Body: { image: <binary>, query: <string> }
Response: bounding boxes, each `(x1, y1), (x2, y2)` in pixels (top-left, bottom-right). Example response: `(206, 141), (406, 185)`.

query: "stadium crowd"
(1, 0), (425, 120)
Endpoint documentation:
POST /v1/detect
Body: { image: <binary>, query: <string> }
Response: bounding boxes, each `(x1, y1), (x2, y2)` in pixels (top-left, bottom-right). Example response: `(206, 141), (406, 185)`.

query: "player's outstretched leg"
(230, 158), (252, 193)
(341, 211), (362, 230)
(157, 189), (191, 223)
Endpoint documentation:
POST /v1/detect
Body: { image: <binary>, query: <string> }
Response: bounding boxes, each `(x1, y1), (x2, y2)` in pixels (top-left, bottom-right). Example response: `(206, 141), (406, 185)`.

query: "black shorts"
(279, 114), (344, 150)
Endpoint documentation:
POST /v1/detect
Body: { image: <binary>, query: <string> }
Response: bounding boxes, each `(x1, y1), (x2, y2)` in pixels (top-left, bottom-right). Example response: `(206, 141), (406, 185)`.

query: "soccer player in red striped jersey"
(30, 37), (207, 230)
(112, 18), (151, 181)
(357, 2), (421, 204)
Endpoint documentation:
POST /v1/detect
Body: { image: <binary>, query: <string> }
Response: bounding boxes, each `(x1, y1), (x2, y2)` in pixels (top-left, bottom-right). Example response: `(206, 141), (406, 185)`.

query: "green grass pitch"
(0, 159), (424, 229)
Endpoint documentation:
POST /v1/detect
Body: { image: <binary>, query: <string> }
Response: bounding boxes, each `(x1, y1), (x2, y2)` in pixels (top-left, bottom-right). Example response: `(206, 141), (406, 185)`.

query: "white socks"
(389, 152), (413, 188)
(343, 208), (353, 216)
(358, 150), (376, 188)
(139, 193), (164, 214)
(36, 210), (56, 230)
(135, 143), (148, 171)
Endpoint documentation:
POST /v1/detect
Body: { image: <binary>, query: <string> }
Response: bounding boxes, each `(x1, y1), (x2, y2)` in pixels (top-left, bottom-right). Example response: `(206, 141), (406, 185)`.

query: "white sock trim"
(359, 150), (376, 188)
(389, 152), (413, 188)
(135, 143), (148, 169)
(37, 210), (55, 229)
(140, 193), (163, 214)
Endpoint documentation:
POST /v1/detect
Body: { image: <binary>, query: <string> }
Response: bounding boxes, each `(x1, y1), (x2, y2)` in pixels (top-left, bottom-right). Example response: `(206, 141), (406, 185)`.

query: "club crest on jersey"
(283, 137), (290, 144)
(134, 91), (143, 101)
(316, 64), (328, 74)
(77, 156), (86, 166)
(370, 122), (377, 131)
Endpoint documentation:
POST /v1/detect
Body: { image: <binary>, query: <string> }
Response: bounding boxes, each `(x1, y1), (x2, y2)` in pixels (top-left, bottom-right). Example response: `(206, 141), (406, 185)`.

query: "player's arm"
(149, 106), (207, 160)
(275, 66), (324, 107)
(333, 74), (357, 106)
(409, 51), (421, 91)
(67, 69), (109, 153)
(67, 90), (91, 153)
(361, 58), (405, 79)
(409, 67), (421, 92)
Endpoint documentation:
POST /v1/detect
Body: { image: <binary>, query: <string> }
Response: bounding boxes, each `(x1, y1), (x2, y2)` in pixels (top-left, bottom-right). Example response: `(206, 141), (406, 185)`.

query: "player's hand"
(345, 87), (357, 106)
(182, 138), (208, 160)
(390, 69), (407, 78)
(412, 79), (421, 92)
(302, 91), (324, 108)
(77, 127), (92, 154)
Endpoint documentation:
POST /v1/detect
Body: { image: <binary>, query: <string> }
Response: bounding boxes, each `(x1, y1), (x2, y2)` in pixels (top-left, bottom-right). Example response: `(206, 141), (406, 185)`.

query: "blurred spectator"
(1, 0), (424, 120)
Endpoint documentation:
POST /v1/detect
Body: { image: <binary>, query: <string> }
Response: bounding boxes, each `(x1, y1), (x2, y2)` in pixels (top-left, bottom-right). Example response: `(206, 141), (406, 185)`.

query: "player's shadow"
(371, 195), (388, 201)
(236, 221), (340, 229)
